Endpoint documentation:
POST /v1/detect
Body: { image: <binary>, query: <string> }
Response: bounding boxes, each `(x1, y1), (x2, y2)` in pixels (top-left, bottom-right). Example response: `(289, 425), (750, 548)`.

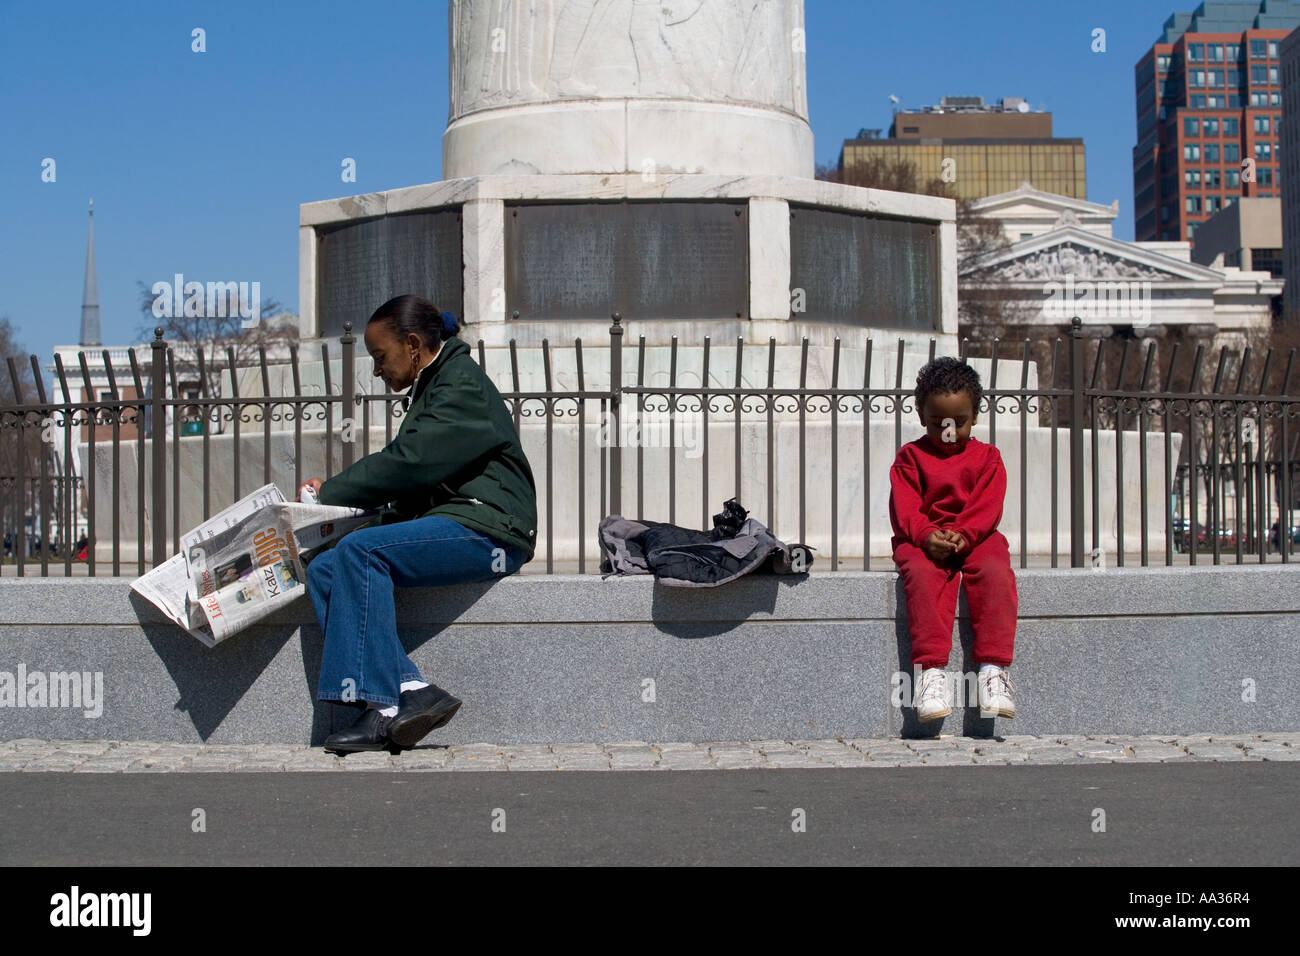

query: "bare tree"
(0, 317), (61, 556)
(133, 281), (298, 398)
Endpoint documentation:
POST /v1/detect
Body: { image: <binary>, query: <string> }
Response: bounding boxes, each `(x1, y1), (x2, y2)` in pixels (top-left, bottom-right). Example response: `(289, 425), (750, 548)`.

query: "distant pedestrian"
(889, 357), (1018, 722)
(3, 532), (11, 559)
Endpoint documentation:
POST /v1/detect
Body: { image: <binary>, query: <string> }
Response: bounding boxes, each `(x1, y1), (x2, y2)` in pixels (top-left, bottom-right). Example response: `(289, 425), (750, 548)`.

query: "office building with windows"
(1190, 195), (1283, 274)
(1281, 24), (1300, 319)
(839, 96), (1085, 201)
(1134, 2), (1300, 247)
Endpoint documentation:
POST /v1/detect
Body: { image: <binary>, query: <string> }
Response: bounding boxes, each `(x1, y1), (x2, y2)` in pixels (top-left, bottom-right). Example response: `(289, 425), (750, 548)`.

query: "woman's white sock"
(400, 680), (430, 693)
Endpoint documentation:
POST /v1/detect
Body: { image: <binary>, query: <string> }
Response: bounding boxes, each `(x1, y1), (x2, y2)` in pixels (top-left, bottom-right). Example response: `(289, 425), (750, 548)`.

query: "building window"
(1251, 39), (1267, 59)
(1192, 69), (1207, 87)
(1191, 94), (1206, 108)
(1205, 196), (1220, 213)
(1259, 166), (1274, 185)
(1226, 143), (1240, 162)
(1227, 42), (1241, 60)
(1161, 204), (1171, 222)
(1228, 68), (1242, 86)
(1270, 65), (1280, 85)
(1256, 142), (1272, 158)
(1252, 248), (1282, 276)
(1208, 43), (1224, 62)
(1203, 118), (1219, 135)
(1270, 90), (1280, 105)
(1019, 232), (1032, 240)
(1224, 117), (1239, 136)
(1185, 116), (1200, 136)
(1205, 169), (1221, 187)
(1185, 169), (1202, 185)
(1251, 65), (1268, 84)
(1158, 53), (1171, 71)
(1255, 116), (1271, 133)
(1209, 69), (1224, 87)
(1228, 168), (1241, 187)
(1189, 42), (1204, 61)
(1269, 40), (1279, 58)
(1184, 144), (1201, 160)
(1229, 94), (1243, 108)
(1207, 94), (1226, 108)
(1205, 144), (1219, 161)
(1250, 90), (1269, 106)
(1186, 196), (1202, 213)
(1188, 222), (1200, 238)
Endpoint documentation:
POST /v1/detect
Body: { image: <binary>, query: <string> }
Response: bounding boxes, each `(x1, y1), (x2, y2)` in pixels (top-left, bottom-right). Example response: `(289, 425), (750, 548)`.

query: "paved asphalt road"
(3, 762), (1296, 866)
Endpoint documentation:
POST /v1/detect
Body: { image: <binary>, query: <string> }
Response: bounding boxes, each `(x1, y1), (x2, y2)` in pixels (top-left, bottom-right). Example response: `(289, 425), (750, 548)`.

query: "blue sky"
(1, 0), (1194, 369)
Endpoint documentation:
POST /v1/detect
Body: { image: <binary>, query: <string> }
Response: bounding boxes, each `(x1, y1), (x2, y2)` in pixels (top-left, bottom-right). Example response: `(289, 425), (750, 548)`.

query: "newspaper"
(131, 483), (381, 647)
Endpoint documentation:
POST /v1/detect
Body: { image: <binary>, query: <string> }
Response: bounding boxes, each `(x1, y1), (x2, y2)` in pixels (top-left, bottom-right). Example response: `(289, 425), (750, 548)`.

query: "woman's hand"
(298, 478), (324, 502)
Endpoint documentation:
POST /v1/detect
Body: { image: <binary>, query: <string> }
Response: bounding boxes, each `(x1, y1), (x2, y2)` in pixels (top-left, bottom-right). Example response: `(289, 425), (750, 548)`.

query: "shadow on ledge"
(648, 572), (810, 639)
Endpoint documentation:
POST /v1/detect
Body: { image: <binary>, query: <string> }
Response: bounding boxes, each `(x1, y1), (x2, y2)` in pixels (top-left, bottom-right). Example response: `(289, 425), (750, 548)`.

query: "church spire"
(79, 198), (100, 347)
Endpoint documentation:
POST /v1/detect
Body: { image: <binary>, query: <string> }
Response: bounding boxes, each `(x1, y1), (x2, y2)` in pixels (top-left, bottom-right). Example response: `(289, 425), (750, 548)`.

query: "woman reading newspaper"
(300, 295), (537, 755)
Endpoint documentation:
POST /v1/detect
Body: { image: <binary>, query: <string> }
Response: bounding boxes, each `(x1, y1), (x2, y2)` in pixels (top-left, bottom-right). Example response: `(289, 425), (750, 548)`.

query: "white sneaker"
(915, 668), (953, 722)
(978, 666), (1016, 719)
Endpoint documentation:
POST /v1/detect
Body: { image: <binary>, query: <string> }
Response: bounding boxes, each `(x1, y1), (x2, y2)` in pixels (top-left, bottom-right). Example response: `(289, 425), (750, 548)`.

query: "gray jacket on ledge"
(598, 498), (814, 588)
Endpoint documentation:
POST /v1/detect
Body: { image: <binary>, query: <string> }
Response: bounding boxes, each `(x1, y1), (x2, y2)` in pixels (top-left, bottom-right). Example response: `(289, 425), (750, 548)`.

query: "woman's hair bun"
(367, 296), (458, 347)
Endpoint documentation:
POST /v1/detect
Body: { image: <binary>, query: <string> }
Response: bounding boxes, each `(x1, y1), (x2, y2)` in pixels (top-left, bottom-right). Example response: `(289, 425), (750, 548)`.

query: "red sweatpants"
(892, 530), (1017, 669)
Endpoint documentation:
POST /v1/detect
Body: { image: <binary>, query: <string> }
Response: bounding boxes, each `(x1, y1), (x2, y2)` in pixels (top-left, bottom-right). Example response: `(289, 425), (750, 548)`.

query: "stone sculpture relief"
(989, 244), (1170, 281)
(450, 0), (808, 118)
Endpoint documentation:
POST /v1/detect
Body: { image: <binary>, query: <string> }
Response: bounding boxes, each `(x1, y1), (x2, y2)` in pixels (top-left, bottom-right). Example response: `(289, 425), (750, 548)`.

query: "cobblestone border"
(0, 733), (1297, 772)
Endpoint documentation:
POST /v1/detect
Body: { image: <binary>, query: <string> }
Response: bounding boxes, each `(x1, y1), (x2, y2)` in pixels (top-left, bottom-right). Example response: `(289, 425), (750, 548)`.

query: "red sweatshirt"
(889, 435), (1007, 552)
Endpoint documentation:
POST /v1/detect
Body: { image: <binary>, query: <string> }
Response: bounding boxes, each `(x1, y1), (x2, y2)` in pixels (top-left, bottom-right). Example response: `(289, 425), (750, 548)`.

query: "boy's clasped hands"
(923, 529), (968, 564)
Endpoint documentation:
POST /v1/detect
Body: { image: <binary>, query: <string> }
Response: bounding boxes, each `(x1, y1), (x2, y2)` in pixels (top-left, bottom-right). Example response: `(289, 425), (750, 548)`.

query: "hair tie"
(440, 310), (459, 337)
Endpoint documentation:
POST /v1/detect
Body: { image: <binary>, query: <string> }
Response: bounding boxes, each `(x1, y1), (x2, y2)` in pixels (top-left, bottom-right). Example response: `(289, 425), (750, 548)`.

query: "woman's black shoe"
(324, 708), (393, 754)
(388, 684), (462, 747)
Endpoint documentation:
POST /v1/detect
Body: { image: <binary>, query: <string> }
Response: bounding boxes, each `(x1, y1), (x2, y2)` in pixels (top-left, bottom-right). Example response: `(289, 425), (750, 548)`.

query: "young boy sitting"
(888, 357), (1017, 721)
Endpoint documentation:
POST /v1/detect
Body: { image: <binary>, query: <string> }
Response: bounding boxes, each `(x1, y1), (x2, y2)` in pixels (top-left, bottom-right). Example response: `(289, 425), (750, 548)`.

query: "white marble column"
(749, 197), (791, 320)
(298, 225), (318, 337)
(939, 219), (959, 336)
(462, 198), (506, 323)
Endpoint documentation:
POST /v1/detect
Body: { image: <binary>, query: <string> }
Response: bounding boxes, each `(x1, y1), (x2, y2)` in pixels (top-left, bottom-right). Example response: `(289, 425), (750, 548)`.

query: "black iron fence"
(2, 316), (1297, 576)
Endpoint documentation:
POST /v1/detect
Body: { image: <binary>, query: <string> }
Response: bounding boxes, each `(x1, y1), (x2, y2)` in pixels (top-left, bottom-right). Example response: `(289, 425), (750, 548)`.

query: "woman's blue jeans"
(306, 515), (529, 706)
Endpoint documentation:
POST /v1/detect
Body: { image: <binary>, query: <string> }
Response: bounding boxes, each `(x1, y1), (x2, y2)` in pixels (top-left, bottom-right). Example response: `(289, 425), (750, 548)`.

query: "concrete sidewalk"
(2, 732), (1296, 772)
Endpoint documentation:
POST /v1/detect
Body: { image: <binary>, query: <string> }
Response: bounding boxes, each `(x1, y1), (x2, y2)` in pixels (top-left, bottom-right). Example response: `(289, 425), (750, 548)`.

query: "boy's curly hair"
(914, 356), (983, 415)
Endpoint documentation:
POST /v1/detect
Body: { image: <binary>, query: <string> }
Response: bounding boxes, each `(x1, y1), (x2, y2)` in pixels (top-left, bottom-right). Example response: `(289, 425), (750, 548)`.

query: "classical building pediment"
(969, 181), (1119, 224)
(962, 226), (1224, 284)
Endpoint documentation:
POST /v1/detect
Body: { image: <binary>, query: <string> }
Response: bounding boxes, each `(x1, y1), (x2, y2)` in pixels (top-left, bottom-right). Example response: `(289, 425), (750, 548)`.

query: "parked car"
(1173, 520), (1248, 552)
(1269, 521), (1300, 552)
